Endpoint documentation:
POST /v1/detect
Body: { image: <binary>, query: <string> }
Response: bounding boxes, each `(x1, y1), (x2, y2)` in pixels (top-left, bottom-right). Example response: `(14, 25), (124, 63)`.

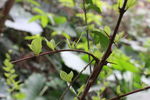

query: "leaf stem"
(82, 0), (92, 73)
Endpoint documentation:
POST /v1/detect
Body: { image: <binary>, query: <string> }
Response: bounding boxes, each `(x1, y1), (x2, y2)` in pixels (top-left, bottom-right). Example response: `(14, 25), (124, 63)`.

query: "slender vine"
(82, 0), (92, 73)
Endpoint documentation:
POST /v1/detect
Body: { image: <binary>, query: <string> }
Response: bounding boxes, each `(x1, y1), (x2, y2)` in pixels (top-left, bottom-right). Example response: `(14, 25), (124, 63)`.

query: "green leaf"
(67, 71), (74, 82)
(41, 16), (49, 28)
(13, 92), (26, 100)
(115, 31), (124, 42)
(5, 53), (11, 60)
(3, 66), (11, 72)
(23, 74), (46, 100)
(127, 0), (137, 9)
(85, 0), (93, 4)
(25, 35), (41, 40)
(116, 85), (122, 94)
(28, 37), (42, 55)
(45, 39), (56, 50)
(29, 15), (41, 22)
(117, 0), (124, 8)
(87, 4), (101, 13)
(4, 59), (14, 69)
(110, 50), (139, 72)
(92, 96), (101, 100)
(4, 73), (11, 77)
(27, 0), (40, 6)
(60, 71), (74, 82)
(33, 8), (44, 14)
(93, 30), (109, 50)
(77, 85), (85, 96)
(104, 26), (111, 35)
(54, 16), (67, 24)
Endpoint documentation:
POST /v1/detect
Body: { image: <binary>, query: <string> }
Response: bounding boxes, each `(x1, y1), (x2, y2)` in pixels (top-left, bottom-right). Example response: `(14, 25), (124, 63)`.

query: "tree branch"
(109, 86), (150, 100)
(11, 49), (99, 64)
(79, 0), (128, 99)
(0, 0), (15, 35)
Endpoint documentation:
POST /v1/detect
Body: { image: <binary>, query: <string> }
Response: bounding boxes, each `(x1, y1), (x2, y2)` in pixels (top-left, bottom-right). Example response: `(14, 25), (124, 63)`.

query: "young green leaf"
(87, 4), (101, 13)
(93, 30), (109, 50)
(104, 26), (111, 35)
(3, 55), (21, 92)
(60, 70), (74, 82)
(13, 92), (26, 100)
(33, 8), (44, 14)
(45, 39), (56, 50)
(115, 31), (124, 42)
(126, 0), (137, 9)
(116, 85), (122, 94)
(92, 96), (101, 100)
(41, 15), (49, 28)
(117, 0), (124, 8)
(28, 37), (42, 55)
(54, 16), (67, 24)
(25, 35), (41, 40)
(29, 15), (41, 22)
(4, 59), (14, 70)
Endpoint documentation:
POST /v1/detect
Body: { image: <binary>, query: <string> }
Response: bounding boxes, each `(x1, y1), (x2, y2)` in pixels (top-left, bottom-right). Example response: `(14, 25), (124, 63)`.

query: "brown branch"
(79, 0), (128, 99)
(0, 0), (15, 35)
(11, 49), (99, 64)
(109, 86), (150, 100)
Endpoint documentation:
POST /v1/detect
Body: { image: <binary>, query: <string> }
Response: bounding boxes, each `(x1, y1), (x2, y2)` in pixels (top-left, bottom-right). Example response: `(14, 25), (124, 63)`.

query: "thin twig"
(59, 59), (94, 100)
(82, 0), (92, 73)
(79, 0), (128, 99)
(11, 49), (99, 64)
(109, 86), (150, 100)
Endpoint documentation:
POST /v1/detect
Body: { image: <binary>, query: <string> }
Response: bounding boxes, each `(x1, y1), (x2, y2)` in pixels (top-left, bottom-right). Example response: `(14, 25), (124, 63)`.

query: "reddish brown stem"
(0, 0), (15, 35)
(109, 86), (150, 100)
(11, 49), (99, 64)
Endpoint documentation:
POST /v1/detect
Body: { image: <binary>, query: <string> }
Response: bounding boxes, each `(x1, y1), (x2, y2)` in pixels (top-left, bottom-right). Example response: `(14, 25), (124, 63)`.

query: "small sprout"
(45, 39), (57, 50)
(60, 70), (74, 82)
(28, 37), (43, 55)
